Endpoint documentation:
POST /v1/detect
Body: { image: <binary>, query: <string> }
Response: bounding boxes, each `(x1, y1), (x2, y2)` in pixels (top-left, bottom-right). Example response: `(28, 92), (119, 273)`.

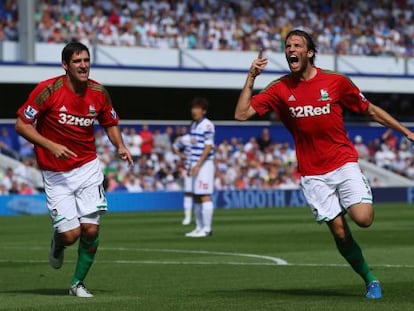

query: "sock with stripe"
(335, 234), (378, 284)
(71, 235), (99, 286)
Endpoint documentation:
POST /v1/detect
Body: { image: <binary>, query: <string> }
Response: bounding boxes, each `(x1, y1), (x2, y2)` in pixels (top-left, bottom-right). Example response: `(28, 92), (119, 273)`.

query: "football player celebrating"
(16, 42), (133, 297)
(235, 29), (414, 299)
(185, 98), (215, 238)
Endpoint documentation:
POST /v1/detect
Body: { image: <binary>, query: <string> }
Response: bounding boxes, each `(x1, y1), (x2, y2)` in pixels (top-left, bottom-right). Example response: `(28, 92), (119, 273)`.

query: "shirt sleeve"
(339, 76), (370, 114)
(250, 84), (281, 117)
(204, 122), (214, 146)
(97, 87), (120, 127)
(16, 83), (51, 124)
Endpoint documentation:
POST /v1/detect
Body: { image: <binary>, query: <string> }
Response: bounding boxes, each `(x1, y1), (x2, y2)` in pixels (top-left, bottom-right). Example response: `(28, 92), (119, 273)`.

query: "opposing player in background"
(235, 29), (414, 299)
(15, 42), (133, 297)
(185, 98), (215, 238)
(173, 127), (193, 225)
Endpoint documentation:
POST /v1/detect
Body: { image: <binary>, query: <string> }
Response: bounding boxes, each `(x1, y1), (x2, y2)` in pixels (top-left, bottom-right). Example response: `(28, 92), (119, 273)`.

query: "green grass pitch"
(0, 203), (413, 311)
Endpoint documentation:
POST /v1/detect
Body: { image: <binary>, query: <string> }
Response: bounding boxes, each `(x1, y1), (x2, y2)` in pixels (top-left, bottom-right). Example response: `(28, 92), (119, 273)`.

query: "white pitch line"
(0, 259), (275, 266)
(1, 246), (413, 269)
(100, 247), (289, 266)
(0, 246), (288, 266)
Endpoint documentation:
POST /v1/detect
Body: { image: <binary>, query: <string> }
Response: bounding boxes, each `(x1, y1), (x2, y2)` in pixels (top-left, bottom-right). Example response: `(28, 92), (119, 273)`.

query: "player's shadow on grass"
(0, 288), (67, 296)
(213, 288), (358, 298)
(1, 288), (111, 296)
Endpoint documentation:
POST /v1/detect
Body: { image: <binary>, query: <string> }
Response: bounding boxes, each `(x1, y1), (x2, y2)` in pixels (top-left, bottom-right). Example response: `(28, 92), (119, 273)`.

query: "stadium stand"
(1, 124), (414, 194)
(1, 0), (414, 56)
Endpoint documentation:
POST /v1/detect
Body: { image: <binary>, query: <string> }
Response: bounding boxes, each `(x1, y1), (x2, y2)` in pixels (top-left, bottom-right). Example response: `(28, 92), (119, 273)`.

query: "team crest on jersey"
(23, 105), (38, 120)
(88, 104), (97, 116)
(318, 89), (331, 101)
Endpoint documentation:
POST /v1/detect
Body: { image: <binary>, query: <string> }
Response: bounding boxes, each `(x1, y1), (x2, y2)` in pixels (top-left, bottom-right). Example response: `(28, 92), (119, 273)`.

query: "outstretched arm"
(366, 103), (414, 141)
(235, 50), (268, 121)
(105, 125), (133, 166)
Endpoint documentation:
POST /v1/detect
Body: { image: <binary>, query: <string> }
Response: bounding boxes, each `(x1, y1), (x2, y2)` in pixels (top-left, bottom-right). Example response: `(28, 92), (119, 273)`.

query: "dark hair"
(285, 29), (318, 65)
(62, 42), (90, 64)
(190, 97), (209, 111)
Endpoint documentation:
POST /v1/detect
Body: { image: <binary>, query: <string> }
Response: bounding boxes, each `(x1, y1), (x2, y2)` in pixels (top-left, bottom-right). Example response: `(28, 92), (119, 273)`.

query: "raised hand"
(249, 48), (268, 78)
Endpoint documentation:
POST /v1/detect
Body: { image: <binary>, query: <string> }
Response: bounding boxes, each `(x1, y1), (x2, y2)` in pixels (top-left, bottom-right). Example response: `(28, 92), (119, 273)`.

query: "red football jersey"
(251, 67), (370, 176)
(17, 75), (119, 172)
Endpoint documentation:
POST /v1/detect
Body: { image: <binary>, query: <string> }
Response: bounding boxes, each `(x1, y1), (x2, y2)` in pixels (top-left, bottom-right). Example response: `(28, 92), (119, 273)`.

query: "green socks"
(335, 235), (378, 284)
(71, 235), (99, 286)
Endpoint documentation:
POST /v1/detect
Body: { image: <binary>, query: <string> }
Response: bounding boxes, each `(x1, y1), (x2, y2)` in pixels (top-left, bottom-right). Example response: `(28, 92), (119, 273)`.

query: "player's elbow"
(234, 111), (249, 121)
(365, 103), (377, 119)
(15, 118), (25, 135)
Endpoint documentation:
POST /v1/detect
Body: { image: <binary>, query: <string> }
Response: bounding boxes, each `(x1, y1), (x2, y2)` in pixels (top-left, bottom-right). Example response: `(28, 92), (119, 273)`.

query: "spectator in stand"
(217, 139), (233, 159)
(382, 129), (398, 150)
(398, 141), (412, 162)
(123, 172), (143, 192)
(3, 0), (414, 57)
(165, 174), (181, 191)
(14, 157), (34, 187)
(2, 167), (14, 192)
(8, 180), (19, 194)
(257, 128), (272, 152)
(375, 144), (396, 170)
(0, 183), (8, 195)
(19, 182), (35, 195)
(391, 153), (407, 176)
(406, 161), (414, 179)
(0, 127), (18, 159)
(18, 135), (34, 159)
(139, 124), (153, 156)
(153, 127), (172, 156)
(354, 135), (370, 160)
(367, 138), (382, 161)
(104, 171), (119, 192)
(127, 127), (143, 162)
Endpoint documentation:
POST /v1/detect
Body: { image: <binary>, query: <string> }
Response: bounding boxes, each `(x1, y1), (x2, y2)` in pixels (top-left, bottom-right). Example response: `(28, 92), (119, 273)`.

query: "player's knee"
(355, 217), (373, 228)
(60, 228), (81, 245)
(348, 203), (374, 228)
(81, 224), (99, 239)
(331, 227), (348, 240)
(201, 195), (211, 203)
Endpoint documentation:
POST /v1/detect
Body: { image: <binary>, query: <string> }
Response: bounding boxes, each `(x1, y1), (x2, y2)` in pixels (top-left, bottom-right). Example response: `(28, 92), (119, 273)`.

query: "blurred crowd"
(2, 124), (414, 195)
(1, 0), (414, 56)
(96, 126), (300, 192)
(354, 129), (414, 182)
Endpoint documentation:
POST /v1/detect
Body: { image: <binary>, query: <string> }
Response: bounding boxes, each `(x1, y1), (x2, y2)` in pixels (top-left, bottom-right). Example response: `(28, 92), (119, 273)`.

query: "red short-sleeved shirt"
(17, 75), (119, 172)
(251, 67), (370, 176)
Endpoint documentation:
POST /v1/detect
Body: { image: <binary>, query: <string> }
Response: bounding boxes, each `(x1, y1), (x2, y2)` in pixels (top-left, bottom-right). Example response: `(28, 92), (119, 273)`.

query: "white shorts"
(184, 172), (193, 193)
(301, 162), (373, 223)
(42, 158), (107, 233)
(193, 160), (214, 195)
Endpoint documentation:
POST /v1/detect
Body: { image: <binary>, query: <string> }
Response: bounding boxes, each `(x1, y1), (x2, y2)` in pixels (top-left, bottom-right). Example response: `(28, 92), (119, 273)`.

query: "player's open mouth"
(288, 55), (299, 64)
